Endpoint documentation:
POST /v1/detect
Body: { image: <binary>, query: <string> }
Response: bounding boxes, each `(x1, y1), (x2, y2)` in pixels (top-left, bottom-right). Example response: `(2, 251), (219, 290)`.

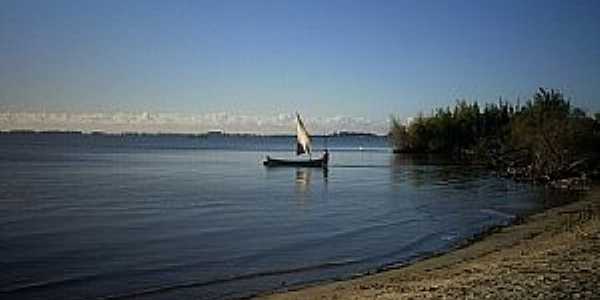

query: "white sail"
(296, 114), (311, 155)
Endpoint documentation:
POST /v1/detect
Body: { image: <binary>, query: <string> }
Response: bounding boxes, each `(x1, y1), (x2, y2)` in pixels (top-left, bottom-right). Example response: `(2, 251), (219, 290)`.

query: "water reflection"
(264, 167), (328, 195)
(294, 168), (327, 205)
(295, 168), (312, 193)
(390, 154), (488, 189)
(296, 168), (328, 189)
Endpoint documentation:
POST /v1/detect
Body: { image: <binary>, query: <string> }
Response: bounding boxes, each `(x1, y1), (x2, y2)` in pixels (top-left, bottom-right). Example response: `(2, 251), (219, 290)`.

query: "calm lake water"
(0, 133), (575, 300)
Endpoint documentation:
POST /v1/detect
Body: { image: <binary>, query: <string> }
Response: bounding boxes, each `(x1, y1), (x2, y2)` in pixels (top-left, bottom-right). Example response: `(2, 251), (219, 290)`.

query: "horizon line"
(0, 129), (388, 137)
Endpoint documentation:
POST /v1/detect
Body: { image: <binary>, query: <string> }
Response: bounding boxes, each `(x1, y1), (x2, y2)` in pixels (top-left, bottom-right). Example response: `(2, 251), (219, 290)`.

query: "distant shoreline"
(256, 185), (600, 300)
(0, 130), (386, 138)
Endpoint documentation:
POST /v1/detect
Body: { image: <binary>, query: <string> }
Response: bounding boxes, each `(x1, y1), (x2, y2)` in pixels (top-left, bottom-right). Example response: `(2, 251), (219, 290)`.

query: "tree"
(390, 116), (410, 152)
(388, 88), (599, 182)
(509, 88), (597, 180)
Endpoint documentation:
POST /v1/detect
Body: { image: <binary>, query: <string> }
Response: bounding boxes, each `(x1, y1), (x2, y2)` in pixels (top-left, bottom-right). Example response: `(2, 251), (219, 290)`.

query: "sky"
(1, 0), (599, 134)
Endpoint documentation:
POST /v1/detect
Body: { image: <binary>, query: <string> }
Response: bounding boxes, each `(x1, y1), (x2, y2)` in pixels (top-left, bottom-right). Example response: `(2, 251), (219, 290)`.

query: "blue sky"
(1, 0), (599, 133)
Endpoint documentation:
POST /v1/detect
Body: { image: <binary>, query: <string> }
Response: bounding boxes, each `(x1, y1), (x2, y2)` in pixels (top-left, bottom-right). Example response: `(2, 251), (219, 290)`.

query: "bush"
(390, 88), (600, 181)
(390, 99), (512, 154)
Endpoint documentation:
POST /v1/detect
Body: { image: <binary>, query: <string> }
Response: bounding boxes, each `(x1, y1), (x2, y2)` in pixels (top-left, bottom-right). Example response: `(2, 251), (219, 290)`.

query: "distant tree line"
(390, 88), (600, 183)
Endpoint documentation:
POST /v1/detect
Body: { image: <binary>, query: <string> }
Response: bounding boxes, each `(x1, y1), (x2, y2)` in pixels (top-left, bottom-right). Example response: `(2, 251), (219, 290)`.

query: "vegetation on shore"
(390, 88), (600, 184)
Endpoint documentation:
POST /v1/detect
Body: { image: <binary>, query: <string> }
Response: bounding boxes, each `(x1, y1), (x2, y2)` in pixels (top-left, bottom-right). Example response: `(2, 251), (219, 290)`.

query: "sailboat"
(263, 113), (329, 168)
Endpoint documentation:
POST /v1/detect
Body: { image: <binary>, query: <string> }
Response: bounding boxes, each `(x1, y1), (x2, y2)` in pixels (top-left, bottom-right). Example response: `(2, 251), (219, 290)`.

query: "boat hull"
(263, 157), (327, 168)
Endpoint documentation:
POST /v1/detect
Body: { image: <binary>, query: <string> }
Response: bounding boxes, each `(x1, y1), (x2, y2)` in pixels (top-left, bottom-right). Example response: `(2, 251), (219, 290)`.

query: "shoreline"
(256, 185), (600, 300)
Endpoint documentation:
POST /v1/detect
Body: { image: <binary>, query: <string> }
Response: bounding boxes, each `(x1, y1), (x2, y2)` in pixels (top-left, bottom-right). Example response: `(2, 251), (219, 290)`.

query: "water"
(0, 133), (573, 300)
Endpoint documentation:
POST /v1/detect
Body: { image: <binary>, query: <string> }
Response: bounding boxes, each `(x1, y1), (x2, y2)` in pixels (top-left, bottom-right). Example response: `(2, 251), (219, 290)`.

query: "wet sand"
(257, 186), (600, 300)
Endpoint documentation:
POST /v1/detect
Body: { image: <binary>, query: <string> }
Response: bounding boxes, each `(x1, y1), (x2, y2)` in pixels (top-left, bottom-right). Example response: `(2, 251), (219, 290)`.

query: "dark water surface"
(0, 133), (574, 300)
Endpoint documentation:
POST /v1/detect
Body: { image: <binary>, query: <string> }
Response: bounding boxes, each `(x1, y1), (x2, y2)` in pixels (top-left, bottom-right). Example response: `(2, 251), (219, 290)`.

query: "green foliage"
(389, 116), (409, 151)
(390, 88), (600, 180)
(390, 99), (514, 154)
(510, 89), (598, 178)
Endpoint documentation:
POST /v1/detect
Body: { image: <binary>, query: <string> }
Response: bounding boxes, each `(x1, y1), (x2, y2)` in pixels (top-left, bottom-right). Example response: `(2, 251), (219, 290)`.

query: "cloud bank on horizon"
(0, 111), (389, 135)
(1, 1), (599, 131)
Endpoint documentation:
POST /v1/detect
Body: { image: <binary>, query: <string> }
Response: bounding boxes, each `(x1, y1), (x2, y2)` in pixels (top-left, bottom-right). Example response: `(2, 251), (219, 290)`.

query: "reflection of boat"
(295, 168), (311, 192)
(263, 113), (329, 168)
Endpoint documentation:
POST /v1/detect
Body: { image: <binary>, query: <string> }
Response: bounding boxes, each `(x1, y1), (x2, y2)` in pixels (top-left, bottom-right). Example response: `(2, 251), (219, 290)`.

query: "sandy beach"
(257, 186), (600, 300)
